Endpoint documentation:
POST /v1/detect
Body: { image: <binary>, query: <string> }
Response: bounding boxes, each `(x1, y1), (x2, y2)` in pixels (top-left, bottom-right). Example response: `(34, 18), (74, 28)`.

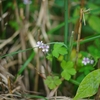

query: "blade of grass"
(48, 22), (64, 34)
(90, 8), (100, 14)
(47, 16), (78, 34)
(0, 48), (34, 58)
(64, 0), (68, 45)
(17, 51), (35, 77)
(24, 94), (47, 100)
(68, 31), (74, 60)
(74, 34), (100, 45)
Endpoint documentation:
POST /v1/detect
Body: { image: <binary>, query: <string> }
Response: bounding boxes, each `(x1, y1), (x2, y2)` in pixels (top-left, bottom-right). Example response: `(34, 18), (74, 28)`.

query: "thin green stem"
(69, 79), (80, 86)
(68, 31), (74, 60)
(1, 34), (100, 59)
(0, 48), (34, 58)
(64, 0), (68, 45)
(47, 42), (68, 49)
(17, 50), (35, 77)
(47, 22), (64, 34)
(47, 16), (78, 34)
(73, 34), (100, 45)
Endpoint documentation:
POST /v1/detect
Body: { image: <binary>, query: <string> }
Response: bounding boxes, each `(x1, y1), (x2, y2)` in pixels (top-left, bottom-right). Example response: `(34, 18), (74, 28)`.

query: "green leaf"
(79, 65), (94, 75)
(88, 15), (100, 33)
(54, 76), (62, 86)
(44, 76), (62, 89)
(52, 50), (59, 58)
(74, 69), (100, 100)
(54, 43), (62, 49)
(58, 47), (68, 55)
(88, 3), (100, 15)
(61, 61), (76, 80)
(88, 45), (100, 58)
(61, 71), (71, 80)
(61, 61), (74, 69)
(52, 44), (68, 58)
(94, 39), (100, 50)
(68, 68), (77, 75)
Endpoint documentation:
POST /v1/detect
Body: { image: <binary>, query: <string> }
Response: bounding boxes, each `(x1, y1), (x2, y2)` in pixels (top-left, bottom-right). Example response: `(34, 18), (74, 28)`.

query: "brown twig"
(34, 51), (39, 91)
(74, 0), (85, 69)
(0, 30), (19, 49)
(7, 76), (12, 94)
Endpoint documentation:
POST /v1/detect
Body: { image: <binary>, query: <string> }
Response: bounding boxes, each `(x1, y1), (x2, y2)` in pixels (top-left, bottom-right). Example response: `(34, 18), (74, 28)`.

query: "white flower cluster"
(36, 41), (49, 53)
(23, 0), (32, 4)
(82, 57), (94, 65)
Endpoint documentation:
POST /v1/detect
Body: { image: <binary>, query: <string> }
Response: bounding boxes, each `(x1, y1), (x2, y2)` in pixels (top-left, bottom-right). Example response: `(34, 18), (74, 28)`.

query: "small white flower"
(90, 59), (94, 64)
(36, 41), (49, 53)
(42, 44), (49, 53)
(82, 57), (90, 65)
(23, 0), (32, 4)
(36, 41), (44, 48)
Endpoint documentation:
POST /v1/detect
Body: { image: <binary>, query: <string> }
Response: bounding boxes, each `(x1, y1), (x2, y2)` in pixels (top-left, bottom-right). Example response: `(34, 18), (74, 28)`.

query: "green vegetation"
(0, 0), (100, 100)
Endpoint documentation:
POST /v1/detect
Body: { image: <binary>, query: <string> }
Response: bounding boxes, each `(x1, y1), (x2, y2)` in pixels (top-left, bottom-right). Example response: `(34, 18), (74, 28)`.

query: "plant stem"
(64, 0), (68, 45)
(73, 34), (100, 45)
(68, 31), (74, 60)
(70, 79), (80, 86)
(75, 8), (83, 69)
(17, 50), (35, 77)
(47, 16), (78, 34)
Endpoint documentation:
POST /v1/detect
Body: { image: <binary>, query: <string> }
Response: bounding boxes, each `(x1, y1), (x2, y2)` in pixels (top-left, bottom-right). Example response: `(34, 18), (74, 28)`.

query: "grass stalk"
(73, 34), (100, 45)
(68, 31), (74, 60)
(64, 0), (68, 45)
(47, 16), (78, 34)
(17, 50), (35, 77)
